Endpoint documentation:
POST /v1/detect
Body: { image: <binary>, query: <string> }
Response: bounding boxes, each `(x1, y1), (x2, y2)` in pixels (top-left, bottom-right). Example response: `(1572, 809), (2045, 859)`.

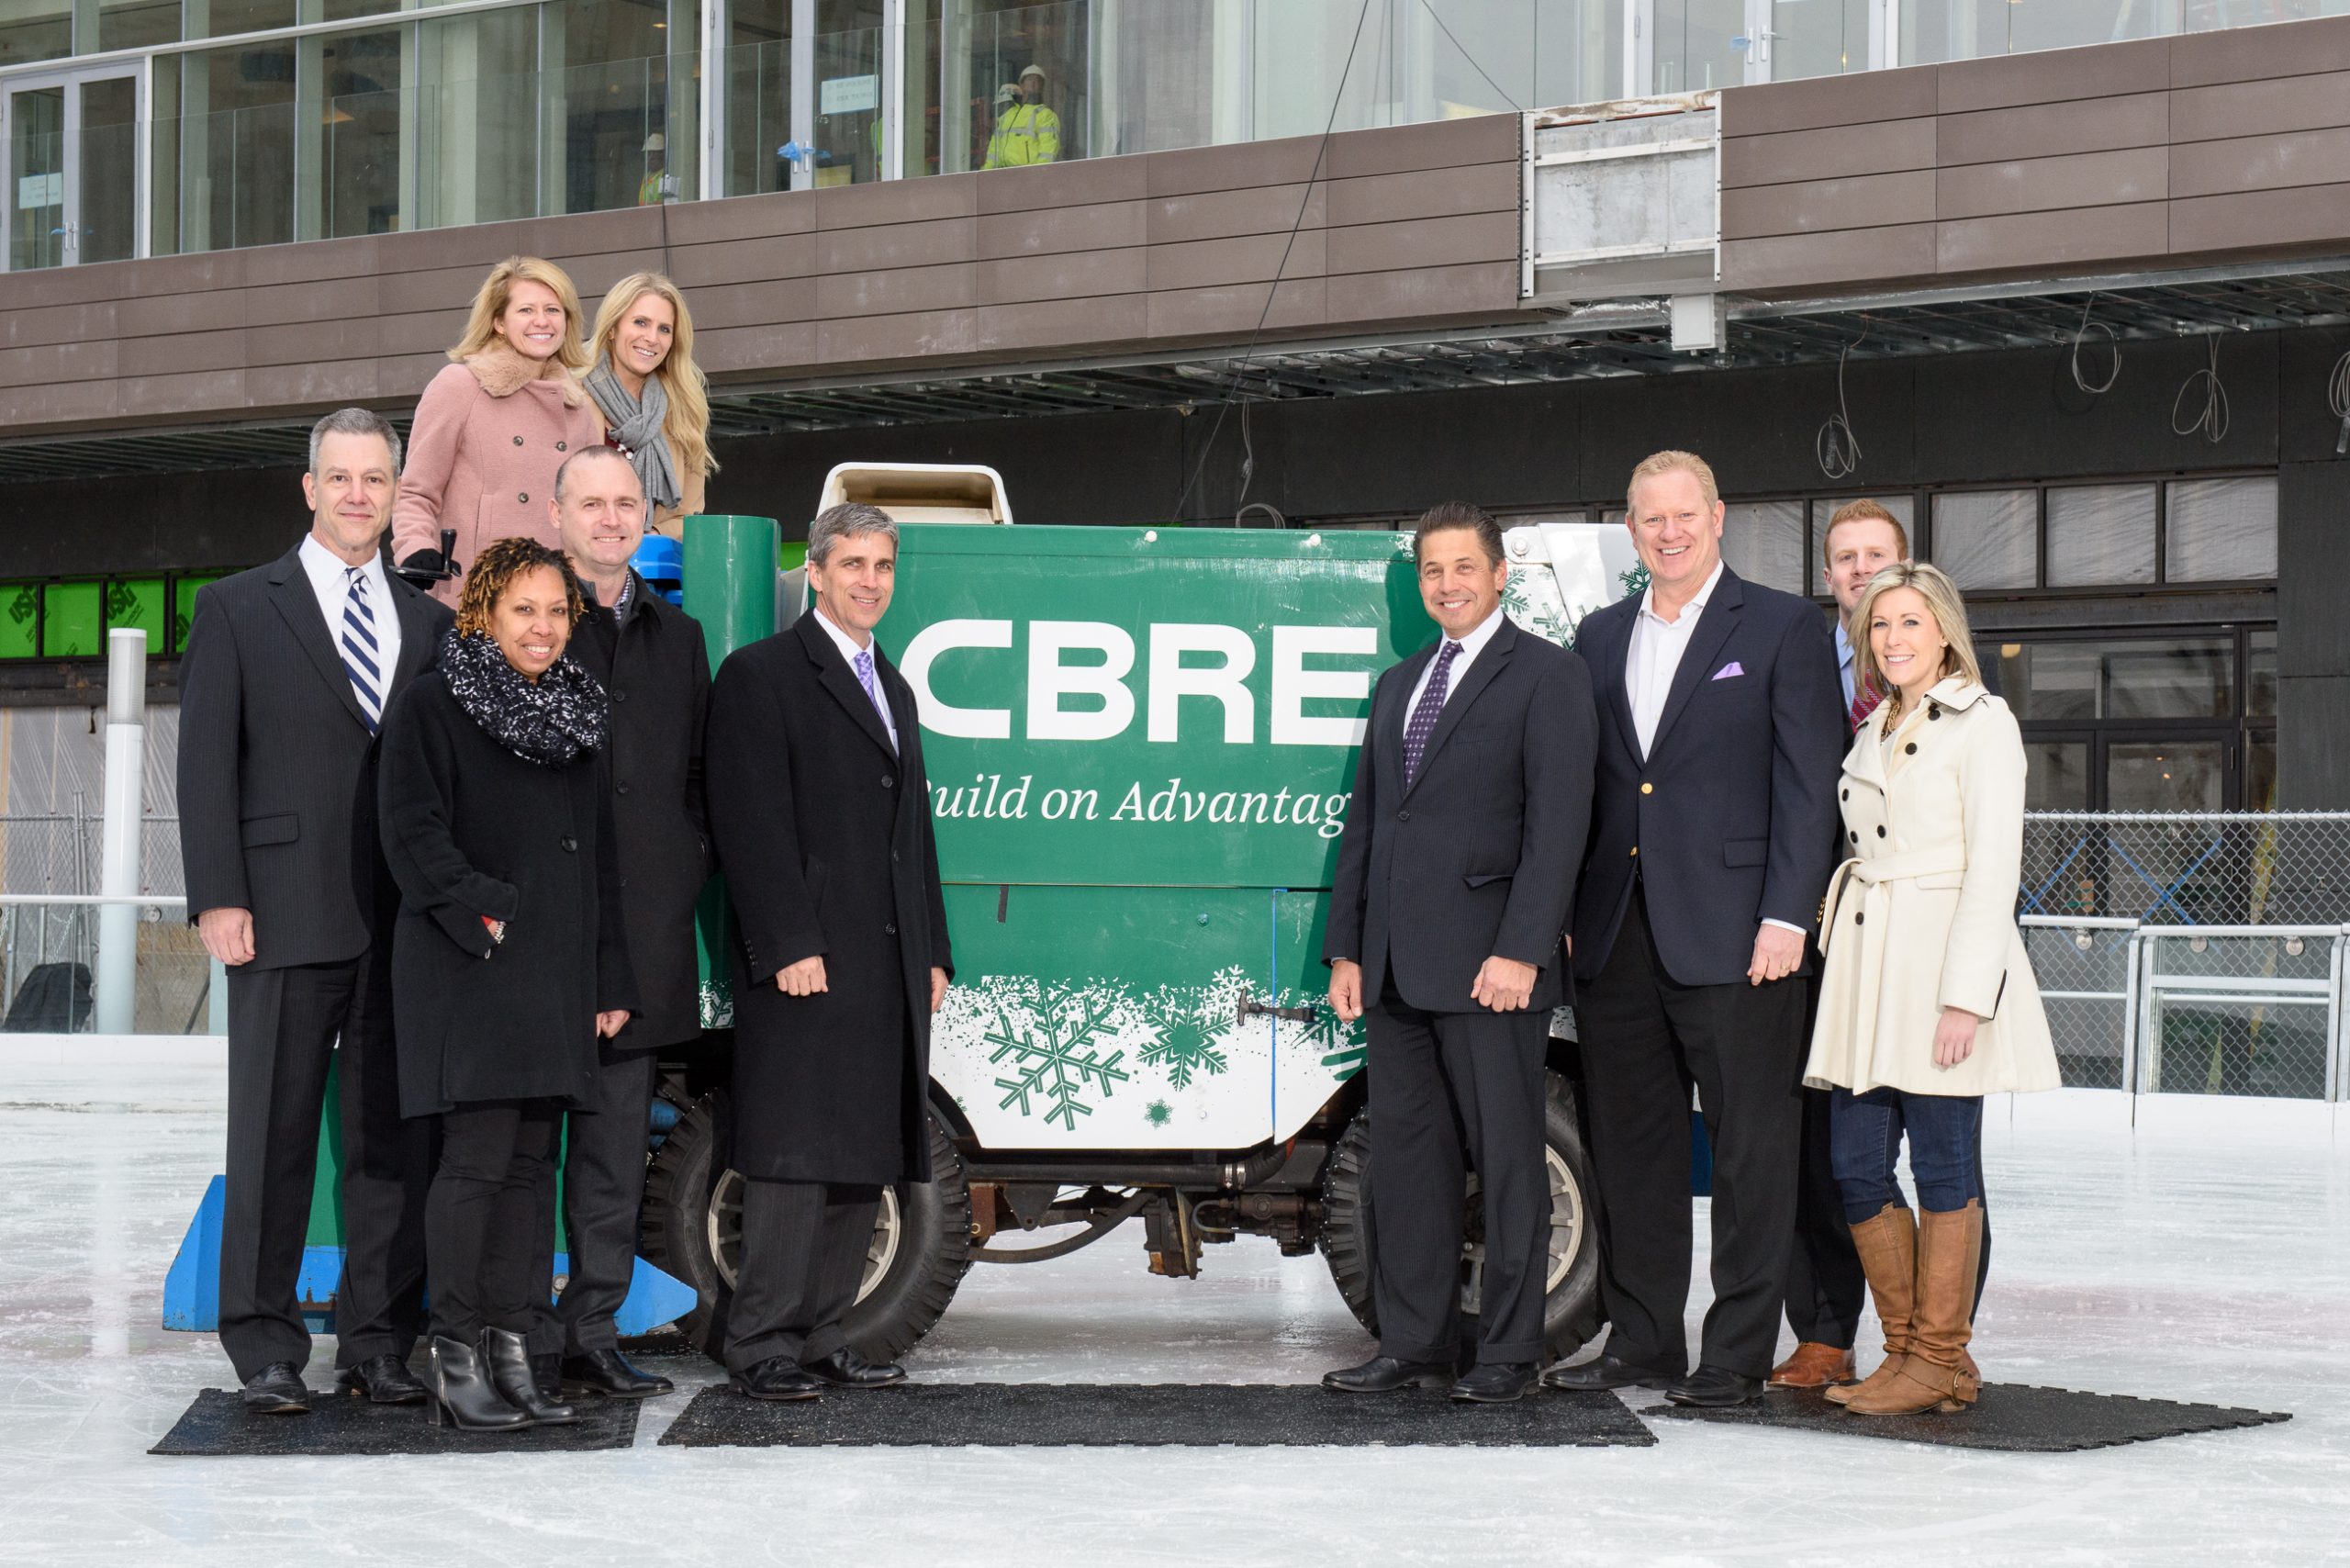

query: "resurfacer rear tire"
(1317, 1067), (1602, 1361)
(638, 1089), (973, 1363)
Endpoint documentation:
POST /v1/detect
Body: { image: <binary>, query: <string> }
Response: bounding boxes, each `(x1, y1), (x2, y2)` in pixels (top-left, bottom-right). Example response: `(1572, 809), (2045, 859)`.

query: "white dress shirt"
(1626, 559), (1723, 758)
(297, 533), (401, 686)
(815, 606), (898, 752)
(1625, 560), (1801, 936)
(1401, 603), (1507, 736)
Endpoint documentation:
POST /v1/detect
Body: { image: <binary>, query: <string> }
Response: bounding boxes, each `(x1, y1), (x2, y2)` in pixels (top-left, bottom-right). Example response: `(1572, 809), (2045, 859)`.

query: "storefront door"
(3, 66), (140, 271)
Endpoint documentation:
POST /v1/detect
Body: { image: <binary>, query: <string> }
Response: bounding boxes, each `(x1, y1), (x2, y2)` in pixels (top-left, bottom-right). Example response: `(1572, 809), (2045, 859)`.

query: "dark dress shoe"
(732, 1356), (823, 1402)
(531, 1351), (565, 1403)
(1450, 1362), (1539, 1404)
(803, 1346), (908, 1388)
(481, 1327), (578, 1426)
(239, 1362), (310, 1415)
(1665, 1365), (1766, 1408)
(335, 1353), (425, 1406)
(1321, 1355), (1454, 1394)
(562, 1350), (675, 1399)
(1542, 1353), (1678, 1393)
(425, 1336), (531, 1430)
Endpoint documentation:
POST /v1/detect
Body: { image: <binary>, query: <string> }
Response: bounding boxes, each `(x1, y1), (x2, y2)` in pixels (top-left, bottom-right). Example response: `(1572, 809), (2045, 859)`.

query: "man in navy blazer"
(1547, 450), (1845, 1408)
(1322, 503), (1596, 1405)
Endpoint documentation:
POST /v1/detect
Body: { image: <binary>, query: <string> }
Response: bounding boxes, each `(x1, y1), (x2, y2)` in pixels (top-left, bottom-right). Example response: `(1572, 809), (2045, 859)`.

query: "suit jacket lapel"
(798, 611), (897, 759)
(1647, 568), (1744, 758)
(1595, 610), (1642, 762)
(1402, 618), (1516, 800)
(265, 547), (371, 732)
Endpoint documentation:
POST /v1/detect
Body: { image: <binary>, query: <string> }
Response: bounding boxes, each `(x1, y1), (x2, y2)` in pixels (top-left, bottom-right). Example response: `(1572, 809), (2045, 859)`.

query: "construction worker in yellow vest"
(983, 63), (1060, 169)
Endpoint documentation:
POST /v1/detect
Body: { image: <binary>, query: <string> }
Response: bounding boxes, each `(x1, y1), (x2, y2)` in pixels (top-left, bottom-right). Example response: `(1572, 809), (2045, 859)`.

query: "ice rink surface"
(3, 1066), (2344, 1568)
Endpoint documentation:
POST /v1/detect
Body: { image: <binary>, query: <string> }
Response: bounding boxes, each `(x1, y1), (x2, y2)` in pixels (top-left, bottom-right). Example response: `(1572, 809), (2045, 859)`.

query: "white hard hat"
(643, 131), (666, 152)
(1019, 62), (1045, 80)
(995, 83), (1018, 104)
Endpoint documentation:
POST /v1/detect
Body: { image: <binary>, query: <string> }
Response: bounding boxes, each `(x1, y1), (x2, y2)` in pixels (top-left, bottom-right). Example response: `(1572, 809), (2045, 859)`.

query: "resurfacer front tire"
(638, 1090), (973, 1362)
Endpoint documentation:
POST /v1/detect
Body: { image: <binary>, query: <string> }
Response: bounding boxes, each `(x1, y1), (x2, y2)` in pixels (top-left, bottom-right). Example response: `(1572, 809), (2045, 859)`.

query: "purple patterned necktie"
(853, 646), (897, 753)
(1403, 640), (1461, 787)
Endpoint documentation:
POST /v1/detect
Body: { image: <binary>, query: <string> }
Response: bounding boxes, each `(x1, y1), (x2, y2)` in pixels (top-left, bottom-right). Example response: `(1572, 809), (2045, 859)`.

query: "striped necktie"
(341, 566), (384, 733)
(853, 647), (896, 753)
(1848, 674), (1883, 735)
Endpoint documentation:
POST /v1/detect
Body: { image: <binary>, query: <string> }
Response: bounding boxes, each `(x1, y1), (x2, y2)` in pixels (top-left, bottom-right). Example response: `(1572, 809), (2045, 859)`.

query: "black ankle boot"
(481, 1327), (578, 1426)
(426, 1336), (532, 1431)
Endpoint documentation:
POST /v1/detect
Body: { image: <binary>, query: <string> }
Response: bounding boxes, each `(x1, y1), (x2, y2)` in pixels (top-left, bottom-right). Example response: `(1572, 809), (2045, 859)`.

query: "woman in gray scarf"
(584, 274), (715, 537)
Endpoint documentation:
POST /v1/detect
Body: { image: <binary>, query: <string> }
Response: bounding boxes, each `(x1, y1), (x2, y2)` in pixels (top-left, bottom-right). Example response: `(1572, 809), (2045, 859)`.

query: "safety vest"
(983, 103), (1061, 169)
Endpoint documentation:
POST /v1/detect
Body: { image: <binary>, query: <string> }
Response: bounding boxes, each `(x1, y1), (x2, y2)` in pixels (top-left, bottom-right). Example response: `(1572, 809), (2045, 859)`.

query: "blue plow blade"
(162, 1175), (700, 1338)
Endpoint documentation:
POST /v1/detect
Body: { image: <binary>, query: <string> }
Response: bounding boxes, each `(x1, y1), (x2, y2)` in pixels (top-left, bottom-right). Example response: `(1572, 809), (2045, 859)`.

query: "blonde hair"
(1850, 561), (1984, 700)
(448, 257), (589, 373)
(1626, 449), (1721, 520)
(589, 273), (718, 485)
(1821, 498), (1909, 567)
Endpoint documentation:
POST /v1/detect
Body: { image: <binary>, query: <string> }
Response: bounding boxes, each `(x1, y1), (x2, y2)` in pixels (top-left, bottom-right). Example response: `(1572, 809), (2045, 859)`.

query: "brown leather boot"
(1826, 1204), (1915, 1408)
(1768, 1341), (1854, 1389)
(1849, 1200), (1983, 1417)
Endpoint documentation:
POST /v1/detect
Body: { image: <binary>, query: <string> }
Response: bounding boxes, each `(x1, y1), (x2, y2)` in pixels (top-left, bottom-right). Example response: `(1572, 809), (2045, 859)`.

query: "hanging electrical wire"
(2173, 334), (2230, 446)
(1815, 324), (1866, 480)
(2327, 343), (2350, 455)
(1168, 0), (1375, 527)
(2069, 292), (2121, 396)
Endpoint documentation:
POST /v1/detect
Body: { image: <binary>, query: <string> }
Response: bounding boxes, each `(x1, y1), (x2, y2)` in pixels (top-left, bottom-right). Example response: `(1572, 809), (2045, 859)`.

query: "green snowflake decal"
(984, 981), (1133, 1130)
(1146, 1100), (1172, 1127)
(1140, 967), (1248, 1089)
(1302, 999), (1367, 1083)
(1620, 561), (1651, 599)
(1504, 565), (1578, 650)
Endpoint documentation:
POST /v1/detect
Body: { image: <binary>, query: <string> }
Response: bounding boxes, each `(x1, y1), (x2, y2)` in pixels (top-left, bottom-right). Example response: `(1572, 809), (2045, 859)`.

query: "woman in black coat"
(378, 535), (633, 1430)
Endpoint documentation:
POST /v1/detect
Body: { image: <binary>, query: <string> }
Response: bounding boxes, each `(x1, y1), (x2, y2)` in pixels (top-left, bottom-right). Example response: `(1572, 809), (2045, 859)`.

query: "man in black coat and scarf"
(520, 446), (712, 1401)
(705, 501), (952, 1401)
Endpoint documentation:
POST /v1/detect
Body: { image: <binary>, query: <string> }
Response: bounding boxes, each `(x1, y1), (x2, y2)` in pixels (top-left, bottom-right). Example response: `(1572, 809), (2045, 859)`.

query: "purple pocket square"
(1711, 661), (1745, 680)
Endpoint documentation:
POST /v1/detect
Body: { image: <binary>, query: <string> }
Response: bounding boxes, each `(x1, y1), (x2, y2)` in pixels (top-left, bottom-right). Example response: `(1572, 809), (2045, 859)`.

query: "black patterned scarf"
(438, 627), (608, 767)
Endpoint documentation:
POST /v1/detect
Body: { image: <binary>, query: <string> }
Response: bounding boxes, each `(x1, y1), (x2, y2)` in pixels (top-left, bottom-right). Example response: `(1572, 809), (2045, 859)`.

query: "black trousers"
(1576, 887), (1806, 1381)
(1366, 986), (1550, 1366)
(723, 1179), (881, 1373)
(527, 1046), (658, 1357)
(426, 1101), (561, 1343)
(219, 955), (428, 1383)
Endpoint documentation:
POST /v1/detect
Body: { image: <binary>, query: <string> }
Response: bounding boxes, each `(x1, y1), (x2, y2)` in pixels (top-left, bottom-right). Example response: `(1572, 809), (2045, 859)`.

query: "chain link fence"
(2020, 812), (2350, 927)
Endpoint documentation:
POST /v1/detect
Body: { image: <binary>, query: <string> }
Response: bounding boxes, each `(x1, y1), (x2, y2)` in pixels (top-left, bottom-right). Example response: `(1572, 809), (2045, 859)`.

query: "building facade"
(0, 0), (2343, 817)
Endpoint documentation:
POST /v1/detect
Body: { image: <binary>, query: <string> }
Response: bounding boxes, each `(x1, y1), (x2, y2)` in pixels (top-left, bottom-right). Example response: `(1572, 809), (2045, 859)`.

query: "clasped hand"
(1327, 956), (1538, 1021)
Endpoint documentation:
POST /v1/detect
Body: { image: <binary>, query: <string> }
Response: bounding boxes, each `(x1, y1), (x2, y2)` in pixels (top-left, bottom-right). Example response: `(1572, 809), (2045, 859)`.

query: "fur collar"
(464, 342), (588, 407)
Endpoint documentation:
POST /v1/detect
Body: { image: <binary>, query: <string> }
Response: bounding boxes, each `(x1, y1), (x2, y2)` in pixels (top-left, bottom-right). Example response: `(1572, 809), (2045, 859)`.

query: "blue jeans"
(1828, 1087), (1985, 1223)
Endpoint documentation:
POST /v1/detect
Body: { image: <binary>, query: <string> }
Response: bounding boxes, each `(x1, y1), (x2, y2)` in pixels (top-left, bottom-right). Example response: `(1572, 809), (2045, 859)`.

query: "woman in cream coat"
(1804, 561), (2058, 1417)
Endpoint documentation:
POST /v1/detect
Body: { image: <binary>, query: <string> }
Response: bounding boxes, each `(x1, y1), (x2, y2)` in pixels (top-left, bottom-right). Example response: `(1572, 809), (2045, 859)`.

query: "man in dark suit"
(523, 446), (711, 1401)
(1547, 450), (1845, 1408)
(178, 409), (453, 1412)
(1321, 502), (1597, 1405)
(704, 502), (953, 1402)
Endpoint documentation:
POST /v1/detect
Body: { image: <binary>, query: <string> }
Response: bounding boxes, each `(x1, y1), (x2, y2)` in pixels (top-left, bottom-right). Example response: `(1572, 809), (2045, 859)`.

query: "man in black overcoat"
(1548, 450), (1845, 1409)
(177, 409), (453, 1412)
(703, 502), (952, 1401)
(1321, 503), (1597, 1405)
(523, 447), (711, 1400)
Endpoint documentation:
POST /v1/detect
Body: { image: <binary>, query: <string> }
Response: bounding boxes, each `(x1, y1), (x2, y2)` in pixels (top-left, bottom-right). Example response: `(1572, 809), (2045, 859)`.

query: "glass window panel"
(41, 581), (102, 657)
(2046, 484), (2156, 587)
(545, 0), (693, 214)
(0, 584), (39, 658)
(415, 7), (540, 229)
(2106, 638), (2232, 721)
(197, 0), (297, 38)
(96, 0), (180, 51)
(2107, 740), (2225, 812)
(7, 83), (65, 271)
(2245, 731), (2277, 812)
(2166, 476), (2278, 582)
(0, 0), (71, 69)
(2001, 642), (2098, 722)
(1655, 0), (1744, 92)
(77, 75), (139, 263)
(1773, 0), (1870, 82)
(321, 28), (402, 238)
(170, 577), (223, 654)
(2021, 738), (2090, 811)
(1930, 489), (2036, 590)
(722, 0), (789, 196)
(106, 577), (166, 646)
(1721, 499), (1805, 595)
(2247, 629), (2276, 720)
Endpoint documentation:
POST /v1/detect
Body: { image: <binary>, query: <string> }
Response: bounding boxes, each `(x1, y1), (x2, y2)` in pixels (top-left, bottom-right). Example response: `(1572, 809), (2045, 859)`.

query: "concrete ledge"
(0, 1034), (225, 1067)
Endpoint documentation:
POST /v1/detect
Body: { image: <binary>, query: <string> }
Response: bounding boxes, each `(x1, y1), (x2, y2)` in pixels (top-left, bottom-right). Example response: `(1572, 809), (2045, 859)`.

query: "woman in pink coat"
(392, 257), (605, 606)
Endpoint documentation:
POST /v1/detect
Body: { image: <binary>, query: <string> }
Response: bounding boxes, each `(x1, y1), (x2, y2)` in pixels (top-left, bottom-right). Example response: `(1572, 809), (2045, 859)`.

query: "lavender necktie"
(853, 646), (896, 753)
(1403, 640), (1460, 787)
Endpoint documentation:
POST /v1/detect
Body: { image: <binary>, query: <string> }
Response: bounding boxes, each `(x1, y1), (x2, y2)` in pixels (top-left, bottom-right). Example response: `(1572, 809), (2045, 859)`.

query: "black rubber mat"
(658, 1381), (1655, 1449)
(1647, 1383), (2289, 1452)
(149, 1389), (642, 1456)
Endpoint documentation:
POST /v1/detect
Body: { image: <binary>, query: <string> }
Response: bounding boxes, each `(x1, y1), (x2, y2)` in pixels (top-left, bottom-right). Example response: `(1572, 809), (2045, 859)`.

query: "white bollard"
(94, 628), (147, 1036)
